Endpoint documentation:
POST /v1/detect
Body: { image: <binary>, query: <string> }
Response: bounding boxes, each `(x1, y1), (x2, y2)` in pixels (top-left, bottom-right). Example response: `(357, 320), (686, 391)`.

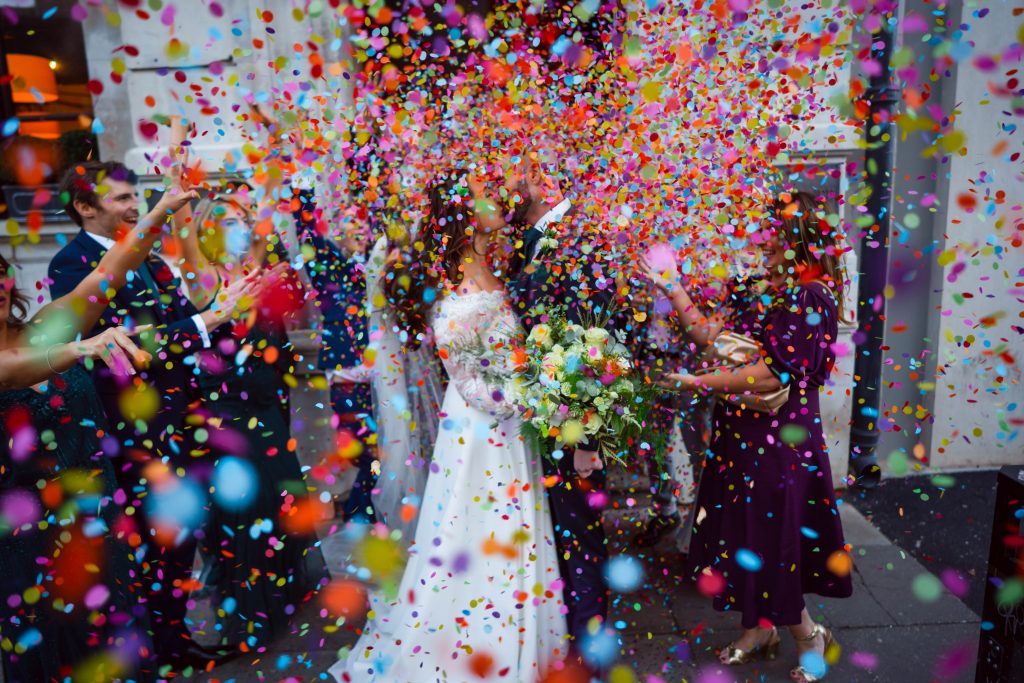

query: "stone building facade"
(2, 1), (1020, 483)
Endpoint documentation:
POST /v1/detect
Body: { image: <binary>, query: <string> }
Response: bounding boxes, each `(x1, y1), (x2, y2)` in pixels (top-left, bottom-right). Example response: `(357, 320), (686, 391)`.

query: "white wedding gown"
(330, 289), (567, 683)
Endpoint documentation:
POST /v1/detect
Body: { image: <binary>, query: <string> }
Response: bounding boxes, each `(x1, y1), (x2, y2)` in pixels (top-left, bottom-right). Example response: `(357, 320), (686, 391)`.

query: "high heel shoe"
(790, 624), (838, 682)
(719, 626), (781, 665)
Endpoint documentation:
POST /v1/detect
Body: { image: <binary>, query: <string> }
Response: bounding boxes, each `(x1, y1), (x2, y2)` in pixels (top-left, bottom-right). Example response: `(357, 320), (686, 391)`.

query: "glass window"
(1, 3), (97, 220)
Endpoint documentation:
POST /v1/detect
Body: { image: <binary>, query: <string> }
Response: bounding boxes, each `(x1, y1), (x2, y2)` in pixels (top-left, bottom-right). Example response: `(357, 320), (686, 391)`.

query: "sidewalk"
(193, 491), (981, 682)
(607, 504), (979, 683)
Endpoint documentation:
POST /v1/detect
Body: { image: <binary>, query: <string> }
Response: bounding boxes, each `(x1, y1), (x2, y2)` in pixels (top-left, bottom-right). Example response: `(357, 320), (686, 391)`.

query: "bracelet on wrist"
(45, 344), (67, 375)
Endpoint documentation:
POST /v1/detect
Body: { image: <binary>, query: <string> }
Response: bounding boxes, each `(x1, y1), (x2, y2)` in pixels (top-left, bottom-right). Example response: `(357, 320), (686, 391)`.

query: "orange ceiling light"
(7, 53), (59, 104)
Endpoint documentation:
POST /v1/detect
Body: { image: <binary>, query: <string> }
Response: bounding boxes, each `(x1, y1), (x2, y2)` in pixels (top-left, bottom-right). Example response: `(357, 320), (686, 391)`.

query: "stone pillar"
(921, 3), (1024, 469)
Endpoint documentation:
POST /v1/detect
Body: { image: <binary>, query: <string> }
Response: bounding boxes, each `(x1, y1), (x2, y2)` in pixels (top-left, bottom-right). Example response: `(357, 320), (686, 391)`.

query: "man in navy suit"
(503, 156), (616, 658)
(293, 191), (375, 522)
(48, 161), (252, 669)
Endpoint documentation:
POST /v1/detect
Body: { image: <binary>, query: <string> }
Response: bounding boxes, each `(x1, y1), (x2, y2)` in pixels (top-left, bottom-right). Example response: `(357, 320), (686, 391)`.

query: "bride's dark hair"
(383, 169), (476, 350)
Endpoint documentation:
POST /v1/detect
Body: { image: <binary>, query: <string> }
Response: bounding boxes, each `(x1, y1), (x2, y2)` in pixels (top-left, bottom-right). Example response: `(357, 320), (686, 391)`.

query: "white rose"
(564, 324), (585, 343)
(584, 413), (604, 435)
(542, 350), (565, 372)
(538, 236), (559, 252)
(528, 324), (553, 349)
(584, 327), (610, 345)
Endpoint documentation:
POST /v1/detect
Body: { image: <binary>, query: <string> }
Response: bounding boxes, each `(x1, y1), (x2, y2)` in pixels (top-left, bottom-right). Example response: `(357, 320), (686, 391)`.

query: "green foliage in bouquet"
(509, 314), (664, 467)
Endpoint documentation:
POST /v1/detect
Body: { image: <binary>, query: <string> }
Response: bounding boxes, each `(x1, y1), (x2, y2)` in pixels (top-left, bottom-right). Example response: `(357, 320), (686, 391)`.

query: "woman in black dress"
(178, 189), (328, 652)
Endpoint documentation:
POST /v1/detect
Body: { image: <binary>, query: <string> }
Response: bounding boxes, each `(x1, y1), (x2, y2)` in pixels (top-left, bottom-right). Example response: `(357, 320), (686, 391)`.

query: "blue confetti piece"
(604, 555), (644, 593)
(800, 526), (820, 539)
(799, 651), (827, 678)
(17, 628), (42, 649)
(580, 627), (620, 668)
(83, 517), (110, 538)
(736, 548), (763, 571)
(2, 118), (19, 137)
(212, 457), (258, 512)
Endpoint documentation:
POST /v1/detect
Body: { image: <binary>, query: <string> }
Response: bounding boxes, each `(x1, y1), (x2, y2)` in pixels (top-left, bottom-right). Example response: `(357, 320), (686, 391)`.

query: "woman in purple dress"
(643, 191), (853, 683)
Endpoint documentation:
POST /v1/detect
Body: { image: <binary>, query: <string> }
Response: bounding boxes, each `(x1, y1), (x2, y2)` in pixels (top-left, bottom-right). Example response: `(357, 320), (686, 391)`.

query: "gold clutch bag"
(699, 331), (790, 414)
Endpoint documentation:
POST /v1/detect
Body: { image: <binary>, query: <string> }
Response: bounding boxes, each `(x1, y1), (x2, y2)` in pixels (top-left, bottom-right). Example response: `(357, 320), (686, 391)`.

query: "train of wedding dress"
(329, 287), (567, 683)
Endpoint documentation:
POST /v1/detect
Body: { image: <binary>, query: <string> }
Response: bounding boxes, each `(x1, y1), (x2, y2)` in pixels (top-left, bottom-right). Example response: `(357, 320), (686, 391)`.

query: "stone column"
(921, 2), (1024, 469)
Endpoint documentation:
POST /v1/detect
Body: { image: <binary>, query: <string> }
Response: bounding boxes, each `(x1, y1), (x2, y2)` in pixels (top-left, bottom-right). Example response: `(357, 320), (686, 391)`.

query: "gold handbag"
(699, 331), (790, 414)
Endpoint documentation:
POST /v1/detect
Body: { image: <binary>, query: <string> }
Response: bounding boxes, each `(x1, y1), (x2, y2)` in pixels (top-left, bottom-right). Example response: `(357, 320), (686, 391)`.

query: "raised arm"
(639, 255), (723, 348)
(167, 117), (220, 310)
(38, 187), (196, 346)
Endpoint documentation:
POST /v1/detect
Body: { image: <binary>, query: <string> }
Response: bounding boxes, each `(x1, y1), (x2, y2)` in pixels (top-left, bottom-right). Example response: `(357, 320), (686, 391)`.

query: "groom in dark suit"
(503, 154), (616, 653)
(48, 161), (251, 670)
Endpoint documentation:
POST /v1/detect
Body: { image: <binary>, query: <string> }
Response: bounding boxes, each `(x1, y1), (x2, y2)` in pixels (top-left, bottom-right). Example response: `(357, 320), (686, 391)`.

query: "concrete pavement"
(191, 487), (982, 682)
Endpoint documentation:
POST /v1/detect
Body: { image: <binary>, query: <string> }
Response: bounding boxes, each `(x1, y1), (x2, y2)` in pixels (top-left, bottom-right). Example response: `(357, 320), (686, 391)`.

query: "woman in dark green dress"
(0, 365), (155, 682)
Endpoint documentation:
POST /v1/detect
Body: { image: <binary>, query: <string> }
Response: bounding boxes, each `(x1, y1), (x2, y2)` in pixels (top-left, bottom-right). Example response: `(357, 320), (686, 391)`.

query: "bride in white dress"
(330, 171), (567, 682)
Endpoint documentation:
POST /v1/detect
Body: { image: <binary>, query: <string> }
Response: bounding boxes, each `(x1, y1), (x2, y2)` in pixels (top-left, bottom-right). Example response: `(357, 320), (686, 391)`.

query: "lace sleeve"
(433, 295), (516, 420)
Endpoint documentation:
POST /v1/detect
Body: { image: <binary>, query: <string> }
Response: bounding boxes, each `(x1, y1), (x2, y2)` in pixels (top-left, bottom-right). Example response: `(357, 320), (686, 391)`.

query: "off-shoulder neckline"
(447, 289), (506, 300)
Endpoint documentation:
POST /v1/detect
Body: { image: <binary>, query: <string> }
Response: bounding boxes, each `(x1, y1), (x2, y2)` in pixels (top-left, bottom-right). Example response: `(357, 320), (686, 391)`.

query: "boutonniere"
(536, 216), (567, 256)
(537, 235), (559, 254)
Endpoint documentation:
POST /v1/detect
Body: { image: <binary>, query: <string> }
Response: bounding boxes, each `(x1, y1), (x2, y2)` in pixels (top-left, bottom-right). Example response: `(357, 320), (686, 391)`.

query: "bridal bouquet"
(508, 318), (651, 465)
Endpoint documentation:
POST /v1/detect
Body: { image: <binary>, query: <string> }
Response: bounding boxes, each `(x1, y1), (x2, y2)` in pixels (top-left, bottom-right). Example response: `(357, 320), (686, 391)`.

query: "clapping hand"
(154, 181), (198, 216)
(659, 372), (698, 391)
(261, 261), (293, 291)
(76, 326), (152, 377)
(207, 270), (263, 326)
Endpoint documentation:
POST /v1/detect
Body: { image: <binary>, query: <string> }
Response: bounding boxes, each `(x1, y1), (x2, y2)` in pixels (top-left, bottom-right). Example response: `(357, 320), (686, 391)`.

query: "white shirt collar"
(84, 228), (177, 273)
(84, 229), (116, 250)
(533, 198), (571, 234)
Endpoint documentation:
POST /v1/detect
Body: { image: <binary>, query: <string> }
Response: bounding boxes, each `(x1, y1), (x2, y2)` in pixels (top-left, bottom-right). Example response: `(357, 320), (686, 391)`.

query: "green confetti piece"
(912, 573), (943, 603)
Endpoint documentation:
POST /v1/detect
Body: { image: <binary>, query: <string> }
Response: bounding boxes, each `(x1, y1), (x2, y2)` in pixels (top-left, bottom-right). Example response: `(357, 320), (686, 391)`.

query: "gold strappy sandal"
(719, 626), (781, 665)
(790, 624), (838, 682)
